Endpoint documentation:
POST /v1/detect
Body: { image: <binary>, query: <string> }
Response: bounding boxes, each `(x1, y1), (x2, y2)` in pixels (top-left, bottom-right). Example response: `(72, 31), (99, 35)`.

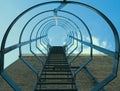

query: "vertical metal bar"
(0, 51), (4, 73)
(18, 10), (53, 57)
(91, 74), (115, 91)
(29, 21), (46, 65)
(55, 0), (67, 11)
(1, 71), (21, 91)
(38, 20), (54, 51)
(84, 66), (106, 91)
(30, 48), (44, 65)
(35, 16), (53, 56)
(20, 57), (38, 75)
(67, 31), (76, 56)
(74, 58), (92, 77)
(67, 32), (74, 52)
(112, 53), (119, 75)
(30, 17), (47, 57)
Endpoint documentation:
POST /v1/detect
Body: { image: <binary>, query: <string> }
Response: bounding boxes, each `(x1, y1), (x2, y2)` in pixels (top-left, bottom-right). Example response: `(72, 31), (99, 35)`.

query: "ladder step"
(44, 66), (70, 69)
(45, 64), (69, 69)
(40, 79), (73, 83)
(45, 64), (69, 66)
(33, 46), (78, 91)
(46, 59), (66, 62)
(47, 58), (66, 62)
(41, 72), (72, 75)
(43, 70), (71, 72)
(37, 82), (75, 85)
(46, 60), (67, 62)
(35, 89), (77, 91)
(40, 77), (73, 79)
(46, 62), (68, 65)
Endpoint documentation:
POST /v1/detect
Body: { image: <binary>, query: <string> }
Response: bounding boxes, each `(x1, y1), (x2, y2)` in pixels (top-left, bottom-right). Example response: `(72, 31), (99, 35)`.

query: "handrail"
(1, 36), (46, 54)
(66, 32), (73, 52)
(70, 36), (116, 57)
(0, 1), (119, 91)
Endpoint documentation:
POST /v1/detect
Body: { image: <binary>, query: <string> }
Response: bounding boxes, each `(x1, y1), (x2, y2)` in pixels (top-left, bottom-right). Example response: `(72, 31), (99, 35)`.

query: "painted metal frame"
(0, 1), (119, 91)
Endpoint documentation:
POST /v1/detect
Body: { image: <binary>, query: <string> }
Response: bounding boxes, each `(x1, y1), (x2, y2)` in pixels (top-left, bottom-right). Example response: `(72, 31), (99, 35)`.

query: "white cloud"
(48, 35), (108, 55)
(92, 36), (107, 48)
(93, 36), (99, 45)
(69, 36), (108, 54)
(101, 41), (107, 48)
(83, 36), (90, 42)
(82, 36), (107, 54)
(82, 47), (90, 54)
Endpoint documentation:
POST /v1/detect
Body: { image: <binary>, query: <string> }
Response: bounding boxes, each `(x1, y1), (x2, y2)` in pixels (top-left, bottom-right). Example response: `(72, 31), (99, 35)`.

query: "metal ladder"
(33, 46), (78, 91)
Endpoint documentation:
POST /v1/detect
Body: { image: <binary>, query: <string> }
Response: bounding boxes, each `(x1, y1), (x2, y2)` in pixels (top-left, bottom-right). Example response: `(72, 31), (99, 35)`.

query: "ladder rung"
(33, 46), (78, 91)
(41, 72), (72, 75)
(45, 64), (69, 66)
(46, 62), (68, 65)
(35, 89), (77, 91)
(40, 77), (73, 79)
(37, 82), (75, 85)
(44, 66), (70, 69)
(43, 69), (71, 72)
(47, 58), (66, 62)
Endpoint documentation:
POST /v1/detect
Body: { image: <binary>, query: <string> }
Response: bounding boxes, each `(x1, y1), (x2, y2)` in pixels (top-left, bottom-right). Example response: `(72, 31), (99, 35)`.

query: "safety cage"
(0, 0), (119, 91)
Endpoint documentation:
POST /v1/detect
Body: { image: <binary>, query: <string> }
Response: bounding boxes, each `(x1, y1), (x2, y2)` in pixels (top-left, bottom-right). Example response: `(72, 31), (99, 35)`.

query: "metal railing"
(0, 1), (119, 91)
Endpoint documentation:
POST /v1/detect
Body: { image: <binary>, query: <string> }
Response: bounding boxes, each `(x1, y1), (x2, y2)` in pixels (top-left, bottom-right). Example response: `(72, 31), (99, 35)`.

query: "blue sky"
(0, 0), (120, 68)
